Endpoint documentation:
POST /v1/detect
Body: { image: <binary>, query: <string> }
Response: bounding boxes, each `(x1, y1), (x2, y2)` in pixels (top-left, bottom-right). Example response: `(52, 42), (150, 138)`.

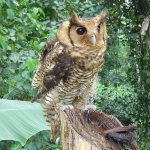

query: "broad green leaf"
(25, 59), (38, 72)
(33, 7), (39, 14)
(0, 35), (8, 49)
(0, 99), (49, 146)
(7, 8), (14, 19)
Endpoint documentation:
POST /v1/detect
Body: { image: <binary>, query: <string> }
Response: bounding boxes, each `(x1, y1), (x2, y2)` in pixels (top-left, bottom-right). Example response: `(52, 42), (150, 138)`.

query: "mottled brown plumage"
(32, 12), (107, 137)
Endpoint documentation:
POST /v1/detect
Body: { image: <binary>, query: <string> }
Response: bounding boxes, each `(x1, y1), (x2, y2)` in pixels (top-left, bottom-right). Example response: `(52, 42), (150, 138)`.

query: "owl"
(32, 12), (107, 137)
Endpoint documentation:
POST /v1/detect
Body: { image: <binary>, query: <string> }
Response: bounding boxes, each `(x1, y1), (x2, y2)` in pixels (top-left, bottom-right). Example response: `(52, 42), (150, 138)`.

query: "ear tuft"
(94, 12), (108, 23)
(70, 13), (79, 24)
(100, 12), (108, 22)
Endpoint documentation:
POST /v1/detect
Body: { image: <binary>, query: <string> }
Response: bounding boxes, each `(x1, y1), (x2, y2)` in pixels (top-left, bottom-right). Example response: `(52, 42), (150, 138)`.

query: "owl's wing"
(32, 37), (58, 88)
(32, 37), (73, 99)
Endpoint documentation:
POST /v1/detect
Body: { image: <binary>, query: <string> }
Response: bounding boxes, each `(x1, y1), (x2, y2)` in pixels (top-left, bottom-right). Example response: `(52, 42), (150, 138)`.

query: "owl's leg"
(83, 104), (96, 110)
(72, 97), (96, 111)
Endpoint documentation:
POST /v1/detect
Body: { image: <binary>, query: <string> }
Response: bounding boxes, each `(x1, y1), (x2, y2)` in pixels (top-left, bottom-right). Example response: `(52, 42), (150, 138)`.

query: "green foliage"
(0, 99), (61, 149)
(0, 99), (49, 146)
(0, 0), (56, 100)
(0, 131), (61, 150)
(95, 84), (138, 124)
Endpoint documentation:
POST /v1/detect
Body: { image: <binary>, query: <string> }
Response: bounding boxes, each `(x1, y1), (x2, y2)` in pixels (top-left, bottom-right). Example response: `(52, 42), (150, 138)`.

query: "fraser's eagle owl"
(32, 12), (107, 137)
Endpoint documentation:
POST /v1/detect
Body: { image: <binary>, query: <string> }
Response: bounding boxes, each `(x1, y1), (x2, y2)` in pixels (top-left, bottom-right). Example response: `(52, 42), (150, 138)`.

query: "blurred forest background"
(0, 0), (150, 150)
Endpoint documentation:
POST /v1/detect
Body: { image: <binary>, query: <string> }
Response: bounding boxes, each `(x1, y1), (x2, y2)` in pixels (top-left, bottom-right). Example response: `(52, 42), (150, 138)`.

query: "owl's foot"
(81, 104), (96, 111)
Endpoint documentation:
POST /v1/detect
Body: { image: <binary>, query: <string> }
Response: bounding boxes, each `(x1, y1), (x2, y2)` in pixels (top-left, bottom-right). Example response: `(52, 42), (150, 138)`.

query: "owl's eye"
(76, 27), (86, 35)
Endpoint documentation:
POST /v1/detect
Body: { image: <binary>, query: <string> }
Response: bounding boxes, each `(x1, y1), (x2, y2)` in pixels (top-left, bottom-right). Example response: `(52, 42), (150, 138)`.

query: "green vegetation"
(0, 0), (150, 149)
(0, 100), (49, 146)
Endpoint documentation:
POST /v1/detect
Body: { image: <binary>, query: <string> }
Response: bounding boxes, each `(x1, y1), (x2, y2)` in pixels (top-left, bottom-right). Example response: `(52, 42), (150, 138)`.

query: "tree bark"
(56, 105), (139, 150)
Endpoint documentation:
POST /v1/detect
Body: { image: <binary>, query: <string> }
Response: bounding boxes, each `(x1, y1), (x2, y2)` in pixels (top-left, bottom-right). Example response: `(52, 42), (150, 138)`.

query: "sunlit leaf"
(0, 99), (49, 146)
(25, 59), (38, 72)
(7, 8), (14, 19)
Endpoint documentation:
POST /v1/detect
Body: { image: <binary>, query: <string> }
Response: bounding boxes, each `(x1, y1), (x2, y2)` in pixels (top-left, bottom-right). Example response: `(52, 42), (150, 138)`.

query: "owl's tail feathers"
(32, 64), (44, 88)
(50, 121), (61, 139)
(43, 101), (61, 139)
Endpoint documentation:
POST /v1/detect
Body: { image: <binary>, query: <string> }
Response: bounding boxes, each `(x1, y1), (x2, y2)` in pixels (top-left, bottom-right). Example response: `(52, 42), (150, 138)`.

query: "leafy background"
(0, 0), (150, 149)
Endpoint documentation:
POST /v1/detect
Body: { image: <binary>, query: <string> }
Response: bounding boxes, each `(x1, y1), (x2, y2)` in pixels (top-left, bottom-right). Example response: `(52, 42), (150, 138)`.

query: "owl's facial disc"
(75, 26), (96, 46)
(90, 35), (96, 46)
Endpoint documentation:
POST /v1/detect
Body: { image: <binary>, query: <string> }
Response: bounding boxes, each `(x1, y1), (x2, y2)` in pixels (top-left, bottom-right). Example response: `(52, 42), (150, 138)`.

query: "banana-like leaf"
(0, 99), (50, 146)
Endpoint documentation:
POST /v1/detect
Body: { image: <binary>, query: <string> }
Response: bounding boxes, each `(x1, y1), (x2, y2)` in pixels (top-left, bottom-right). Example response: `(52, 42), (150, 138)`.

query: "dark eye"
(76, 27), (86, 35)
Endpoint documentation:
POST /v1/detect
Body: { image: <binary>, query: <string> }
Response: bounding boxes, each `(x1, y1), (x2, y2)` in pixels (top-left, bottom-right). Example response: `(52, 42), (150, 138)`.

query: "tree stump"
(56, 105), (139, 150)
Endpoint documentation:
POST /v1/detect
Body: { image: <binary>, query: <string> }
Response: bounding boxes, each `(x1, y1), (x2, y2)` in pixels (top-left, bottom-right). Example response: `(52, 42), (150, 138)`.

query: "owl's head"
(57, 12), (107, 50)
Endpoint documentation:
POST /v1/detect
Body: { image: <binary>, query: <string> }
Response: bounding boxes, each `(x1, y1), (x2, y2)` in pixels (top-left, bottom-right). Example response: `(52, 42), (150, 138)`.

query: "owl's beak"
(90, 35), (96, 46)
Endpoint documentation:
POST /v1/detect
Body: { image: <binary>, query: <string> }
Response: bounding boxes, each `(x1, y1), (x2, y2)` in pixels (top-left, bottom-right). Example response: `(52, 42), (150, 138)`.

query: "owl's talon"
(82, 104), (96, 111)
